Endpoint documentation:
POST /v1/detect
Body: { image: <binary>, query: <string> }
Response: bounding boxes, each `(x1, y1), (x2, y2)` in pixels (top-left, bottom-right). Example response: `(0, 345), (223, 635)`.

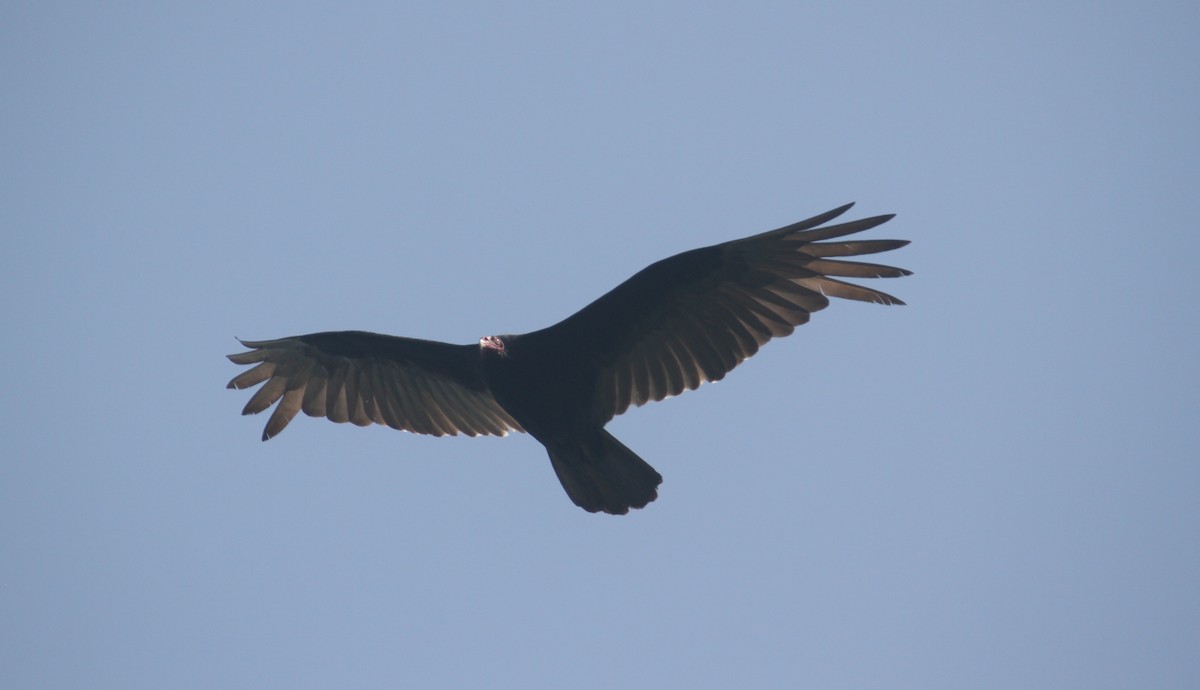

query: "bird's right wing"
(531, 203), (910, 423)
(226, 331), (522, 440)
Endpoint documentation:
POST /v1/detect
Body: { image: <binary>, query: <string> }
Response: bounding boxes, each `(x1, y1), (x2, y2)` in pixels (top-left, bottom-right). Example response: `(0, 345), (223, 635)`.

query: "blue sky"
(3, 2), (1198, 688)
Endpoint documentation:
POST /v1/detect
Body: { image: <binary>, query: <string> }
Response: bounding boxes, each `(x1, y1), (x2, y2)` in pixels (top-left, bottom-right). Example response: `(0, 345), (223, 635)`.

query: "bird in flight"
(227, 203), (910, 515)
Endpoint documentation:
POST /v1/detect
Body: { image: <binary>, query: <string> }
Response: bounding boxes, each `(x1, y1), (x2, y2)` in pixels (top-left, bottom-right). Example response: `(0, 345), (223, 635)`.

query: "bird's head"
(479, 335), (508, 358)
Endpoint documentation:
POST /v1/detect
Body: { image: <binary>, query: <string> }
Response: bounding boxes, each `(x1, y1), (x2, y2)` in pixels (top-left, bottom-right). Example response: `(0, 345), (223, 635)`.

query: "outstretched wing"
(226, 331), (522, 440)
(532, 203), (910, 422)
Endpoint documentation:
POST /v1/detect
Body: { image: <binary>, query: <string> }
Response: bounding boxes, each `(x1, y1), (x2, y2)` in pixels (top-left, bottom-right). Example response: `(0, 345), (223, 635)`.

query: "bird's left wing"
(226, 331), (522, 440)
(528, 203), (910, 423)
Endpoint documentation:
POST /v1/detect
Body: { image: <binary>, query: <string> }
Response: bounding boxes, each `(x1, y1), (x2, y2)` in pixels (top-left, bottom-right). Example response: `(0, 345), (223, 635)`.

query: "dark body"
(227, 203), (910, 514)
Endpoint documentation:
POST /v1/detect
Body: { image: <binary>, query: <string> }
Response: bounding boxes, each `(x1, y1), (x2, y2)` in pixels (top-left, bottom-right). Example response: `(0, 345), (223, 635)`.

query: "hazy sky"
(4, 2), (1198, 688)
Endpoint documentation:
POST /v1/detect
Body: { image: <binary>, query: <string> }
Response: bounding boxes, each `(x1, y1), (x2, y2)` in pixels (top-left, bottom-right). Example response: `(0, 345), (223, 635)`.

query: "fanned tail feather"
(546, 430), (663, 515)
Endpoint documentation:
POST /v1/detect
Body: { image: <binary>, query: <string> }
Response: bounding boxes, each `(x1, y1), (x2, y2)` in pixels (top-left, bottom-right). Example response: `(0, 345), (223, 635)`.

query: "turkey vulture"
(227, 203), (909, 514)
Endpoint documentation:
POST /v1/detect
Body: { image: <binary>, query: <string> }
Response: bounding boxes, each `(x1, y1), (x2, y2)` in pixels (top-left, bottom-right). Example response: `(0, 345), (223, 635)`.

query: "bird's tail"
(546, 430), (662, 515)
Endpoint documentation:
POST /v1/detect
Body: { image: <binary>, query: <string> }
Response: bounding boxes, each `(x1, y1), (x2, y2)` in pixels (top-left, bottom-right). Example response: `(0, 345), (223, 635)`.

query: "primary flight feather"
(227, 203), (910, 514)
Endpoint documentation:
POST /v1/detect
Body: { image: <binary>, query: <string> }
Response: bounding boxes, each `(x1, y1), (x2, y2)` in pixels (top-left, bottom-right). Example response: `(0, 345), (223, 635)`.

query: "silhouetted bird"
(227, 203), (910, 514)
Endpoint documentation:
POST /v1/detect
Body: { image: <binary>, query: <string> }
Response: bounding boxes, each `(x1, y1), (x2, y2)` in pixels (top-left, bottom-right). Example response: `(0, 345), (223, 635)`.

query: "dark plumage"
(227, 203), (910, 514)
